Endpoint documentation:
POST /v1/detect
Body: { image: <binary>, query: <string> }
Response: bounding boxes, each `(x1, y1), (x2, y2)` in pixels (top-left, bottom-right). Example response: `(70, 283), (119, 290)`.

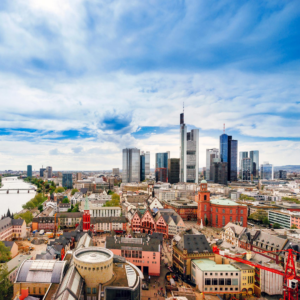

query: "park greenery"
(22, 193), (47, 210)
(14, 211), (33, 225)
(282, 197), (300, 204)
(273, 223), (281, 229)
(0, 248), (13, 300)
(103, 193), (120, 207)
(240, 194), (256, 201)
(24, 177), (56, 194)
(71, 188), (79, 195)
(107, 190), (114, 195)
(62, 197), (70, 203)
(249, 209), (267, 222)
(55, 187), (65, 193)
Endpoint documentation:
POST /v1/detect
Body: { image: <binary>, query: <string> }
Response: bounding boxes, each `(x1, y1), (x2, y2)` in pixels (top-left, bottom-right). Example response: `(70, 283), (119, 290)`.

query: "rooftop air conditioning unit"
(288, 279), (298, 289)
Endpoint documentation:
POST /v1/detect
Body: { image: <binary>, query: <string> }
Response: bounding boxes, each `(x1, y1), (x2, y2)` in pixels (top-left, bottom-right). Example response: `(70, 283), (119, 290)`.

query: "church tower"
(83, 196), (90, 232)
(196, 180), (211, 225)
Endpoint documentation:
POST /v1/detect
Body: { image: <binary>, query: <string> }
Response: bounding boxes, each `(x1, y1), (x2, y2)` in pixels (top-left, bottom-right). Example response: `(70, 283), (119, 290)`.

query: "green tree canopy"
(14, 212), (33, 225)
(103, 193), (120, 207)
(0, 241), (11, 263)
(273, 223), (281, 229)
(71, 189), (79, 195)
(38, 204), (43, 212)
(62, 197), (70, 203)
(291, 224), (298, 229)
(55, 187), (65, 193)
(262, 217), (270, 225)
(0, 263), (13, 300)
(240, 194), (256, 201)
(71, 203), (80, 212)
(22, 193), (47, 210)
(249, 209), (266, 222)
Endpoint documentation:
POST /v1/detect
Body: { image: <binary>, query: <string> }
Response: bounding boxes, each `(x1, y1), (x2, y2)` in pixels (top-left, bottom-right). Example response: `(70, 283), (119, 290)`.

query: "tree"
(38, 204), (43, 212)
(62, 197), (70, 203)
(249, 209), (266, 222)
(262, 217), (270, 225)
(291, 224), (298, 229)
(72, 203), (80, 212)
(240, 194), (256, 201)
(55, 187), (65, 193)
(14, 212), (33, 225)
(71, 189), (79, 196)
(0, 263), (13, 300)
(0, 241), (11, 263)
(103, 193), (120, 207)
(273, 223), (281, 229)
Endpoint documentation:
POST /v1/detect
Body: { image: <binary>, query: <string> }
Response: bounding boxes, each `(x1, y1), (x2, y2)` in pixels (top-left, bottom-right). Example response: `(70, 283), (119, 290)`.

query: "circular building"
(74, 247), (114, 289)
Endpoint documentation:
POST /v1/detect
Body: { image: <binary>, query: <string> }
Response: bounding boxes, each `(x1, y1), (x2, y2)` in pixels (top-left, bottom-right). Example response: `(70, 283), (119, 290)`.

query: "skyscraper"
(155, 152), (169, 182)
(179, 112), (199, 183)
(242, 158), (251, 181)
(140, 154), (145, 181)
(261, 162), (273, 180)
(168, 158), (180, 184)
(122, 148), (140, 183)
(40, 168), (46, 178)
(239, 151), (248, 178)
(219, 133), (238, 182)
(46, 166), (53, 178)
(144, 151), (150, 176)
(250, 150), (259, 179)
(27, 165), (32, 178)
(206, 148), (219, 180)
(62, 173), (73, 189)
(140, 151), (150, 181)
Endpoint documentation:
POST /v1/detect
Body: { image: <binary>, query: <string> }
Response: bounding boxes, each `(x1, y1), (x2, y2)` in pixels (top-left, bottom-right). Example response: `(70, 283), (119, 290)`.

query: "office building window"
(222, 216), (225, 226)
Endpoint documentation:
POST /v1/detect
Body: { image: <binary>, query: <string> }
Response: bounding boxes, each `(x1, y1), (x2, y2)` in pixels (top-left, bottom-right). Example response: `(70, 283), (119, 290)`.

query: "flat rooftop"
(193, 259), (239, 272)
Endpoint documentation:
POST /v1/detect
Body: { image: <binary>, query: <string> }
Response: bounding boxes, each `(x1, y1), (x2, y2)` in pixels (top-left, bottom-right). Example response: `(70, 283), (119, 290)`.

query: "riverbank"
(0, 177), (36, 216)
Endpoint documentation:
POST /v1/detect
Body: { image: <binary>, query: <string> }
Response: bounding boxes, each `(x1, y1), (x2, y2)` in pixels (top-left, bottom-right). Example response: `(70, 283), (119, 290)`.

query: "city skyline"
(0, 1), (299, 170)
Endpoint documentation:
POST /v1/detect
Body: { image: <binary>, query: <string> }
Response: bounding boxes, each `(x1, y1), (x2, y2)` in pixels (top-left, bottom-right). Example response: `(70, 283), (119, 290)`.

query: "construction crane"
(212, 246), (299, 300)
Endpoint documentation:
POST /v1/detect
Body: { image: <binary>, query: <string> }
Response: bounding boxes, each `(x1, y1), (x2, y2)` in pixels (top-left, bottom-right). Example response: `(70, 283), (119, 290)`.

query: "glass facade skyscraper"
(155, 152), (169, 182)
(250, 150), (259, 179)
(239, 151), (248, 178)
(27, 165), (32, 178)
(179, 112), (199, 183)
(219, 134), (238, 182)
(62, 173), (73, 189)
(168, 158), (180, 184)
(140, 154), (145, 181)
(206, 148), (219, 180)
(144, 151), (150, 176)
(122, 148), (141, 183)
(261, 162), (273, 180)
(242, 158), (251, 181)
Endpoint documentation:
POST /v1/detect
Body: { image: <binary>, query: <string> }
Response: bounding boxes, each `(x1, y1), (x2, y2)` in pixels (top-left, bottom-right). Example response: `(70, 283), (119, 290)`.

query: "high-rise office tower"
(242, 158), (251, 181)
(168, 158), (180, 184)
(261, 162), (273, 180)
(144, 151), (150, 176)
(62, 173), (73, 189)
(140, 151), (150, 181)
(40, 168), (46, 178)
(27, 165), (32, 178)
(206, 148), (219, 180)
(250, 150), (259, 179)
(179, 112), (199, 183)
(122, 148), (140, 183)
(46, 166), (53, 178)
(220, 132), (238, 182)
(140, 153), (145, 182)
(155, 152), (169, 182)
(239, 151), (248, 178)
(212, 161), (228, 185)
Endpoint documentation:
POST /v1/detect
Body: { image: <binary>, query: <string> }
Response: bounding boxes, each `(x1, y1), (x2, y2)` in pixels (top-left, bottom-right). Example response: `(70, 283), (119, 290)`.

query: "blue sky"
(0, 0), (299, 170)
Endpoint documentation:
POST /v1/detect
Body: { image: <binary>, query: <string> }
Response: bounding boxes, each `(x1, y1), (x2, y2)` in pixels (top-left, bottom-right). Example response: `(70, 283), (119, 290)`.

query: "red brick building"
(196, 180), (248, 228)
(163, 200), (197, 221)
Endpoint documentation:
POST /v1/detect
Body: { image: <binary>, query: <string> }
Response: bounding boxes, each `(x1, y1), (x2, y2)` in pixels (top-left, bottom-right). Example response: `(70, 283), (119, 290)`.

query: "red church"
(196, 180), (247, 228)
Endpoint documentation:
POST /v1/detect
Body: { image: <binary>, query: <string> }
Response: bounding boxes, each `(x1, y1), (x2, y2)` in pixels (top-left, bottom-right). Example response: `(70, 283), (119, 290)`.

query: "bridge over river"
(0, 188), (36, 194)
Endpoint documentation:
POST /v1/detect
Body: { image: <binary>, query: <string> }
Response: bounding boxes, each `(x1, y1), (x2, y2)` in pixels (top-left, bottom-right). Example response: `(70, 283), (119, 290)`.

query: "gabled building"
(221, 222), (247, 247)
(0, 217), (26, 241)
(172, 228), (214, 279)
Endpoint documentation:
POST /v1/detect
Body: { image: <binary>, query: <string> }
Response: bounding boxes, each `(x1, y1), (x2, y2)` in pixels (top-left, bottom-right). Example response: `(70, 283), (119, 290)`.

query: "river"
(0, 177), (36, 216)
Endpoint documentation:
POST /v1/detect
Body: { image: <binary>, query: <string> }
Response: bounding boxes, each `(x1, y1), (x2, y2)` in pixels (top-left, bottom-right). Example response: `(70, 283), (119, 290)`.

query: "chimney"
(19, 288), (29, 300)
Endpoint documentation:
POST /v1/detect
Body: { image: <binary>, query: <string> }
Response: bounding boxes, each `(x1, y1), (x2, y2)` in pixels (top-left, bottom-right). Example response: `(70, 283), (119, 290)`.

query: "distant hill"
(274, 165), (300, 172)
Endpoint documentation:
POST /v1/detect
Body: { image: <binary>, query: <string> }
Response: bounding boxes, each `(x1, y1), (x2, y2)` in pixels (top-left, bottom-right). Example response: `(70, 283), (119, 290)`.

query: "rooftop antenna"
(223, 123), (225, 133)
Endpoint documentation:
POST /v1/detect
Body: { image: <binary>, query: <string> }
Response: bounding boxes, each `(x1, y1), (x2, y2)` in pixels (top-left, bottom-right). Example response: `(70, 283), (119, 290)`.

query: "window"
(230, 216), (232, 222)
(241, 210), (243, 214)
(92, 288), (97, 294)
(216, 208), (218, 213)
(210, 273), (213, 275)
(222, 209), (225, 213)
(205, 279), (211, 285)
(222, 216), (225, 226)
(225, 278), (231, 285)
(230, 209), (232, 214)
(232, 279), (238, 285)
(204, 195), (207, 201)
(219, 278), (224, 285)
(241, 217), (244, 224)
(213, 279), (218, 285)
(87, 288), (91, 294)
(204, 205), (207, 211)
(33, 288), (36, 294)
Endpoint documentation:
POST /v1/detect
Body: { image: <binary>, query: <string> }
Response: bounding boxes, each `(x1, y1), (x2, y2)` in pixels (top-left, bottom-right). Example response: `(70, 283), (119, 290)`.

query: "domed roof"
(201, 180), (207, 184)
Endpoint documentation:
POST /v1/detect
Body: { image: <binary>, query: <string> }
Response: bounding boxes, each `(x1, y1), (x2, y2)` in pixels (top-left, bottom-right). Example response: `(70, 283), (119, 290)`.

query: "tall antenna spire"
(223, 123), (225, 133)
